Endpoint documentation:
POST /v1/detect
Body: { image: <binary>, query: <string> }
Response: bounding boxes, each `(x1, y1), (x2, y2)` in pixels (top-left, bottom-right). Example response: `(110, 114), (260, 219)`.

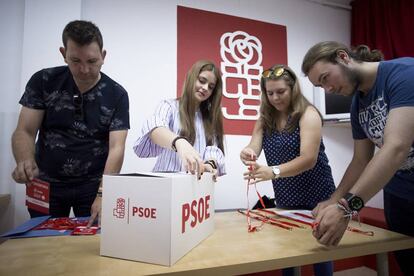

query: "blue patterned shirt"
(262, 126), (335, 209)
(19, 66), (130, 184)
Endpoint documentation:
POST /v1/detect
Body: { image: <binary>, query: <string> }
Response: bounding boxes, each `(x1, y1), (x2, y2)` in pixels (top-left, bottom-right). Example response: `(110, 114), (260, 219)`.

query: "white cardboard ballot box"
(100, 172), (215, 266)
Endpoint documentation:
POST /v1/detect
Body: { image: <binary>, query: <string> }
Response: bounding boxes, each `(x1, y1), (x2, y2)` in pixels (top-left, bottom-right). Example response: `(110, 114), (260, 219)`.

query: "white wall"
(0, 0), (382, 231)
(0, 0), (25, 234)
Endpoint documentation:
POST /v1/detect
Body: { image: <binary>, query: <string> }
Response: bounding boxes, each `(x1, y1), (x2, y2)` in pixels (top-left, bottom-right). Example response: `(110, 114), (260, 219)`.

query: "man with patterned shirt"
(11, 20), (129, 227)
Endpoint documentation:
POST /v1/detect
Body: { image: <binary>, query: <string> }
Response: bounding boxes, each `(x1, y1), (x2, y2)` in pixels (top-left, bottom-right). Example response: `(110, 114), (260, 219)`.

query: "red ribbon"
(241, 163), (373, 236)
(33, 217), (89, 230)
(245, 164), (266, 232)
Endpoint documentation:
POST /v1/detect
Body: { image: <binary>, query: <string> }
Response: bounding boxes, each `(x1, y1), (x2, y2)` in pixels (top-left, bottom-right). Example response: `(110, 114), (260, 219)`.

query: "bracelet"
(204, 160), (212, 169)
(337, 200), (359, 221)
(171, 136), (188, 152)
(97, 191), (102, 197)
(204, 160), (217, 170)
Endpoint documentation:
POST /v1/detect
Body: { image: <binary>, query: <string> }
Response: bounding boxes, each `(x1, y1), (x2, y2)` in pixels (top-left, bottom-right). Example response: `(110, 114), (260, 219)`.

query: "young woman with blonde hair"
(241, 64), (335, 276)
(134, 60), (225, 180)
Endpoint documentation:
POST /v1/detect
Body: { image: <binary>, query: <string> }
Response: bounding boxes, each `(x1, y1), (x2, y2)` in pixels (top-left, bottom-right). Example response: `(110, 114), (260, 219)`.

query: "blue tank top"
(262, 125), (335, 209)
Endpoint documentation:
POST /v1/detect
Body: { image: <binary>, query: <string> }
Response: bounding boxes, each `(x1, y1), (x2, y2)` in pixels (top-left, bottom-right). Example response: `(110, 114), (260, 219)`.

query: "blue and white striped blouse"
(133, 99), (226, 176)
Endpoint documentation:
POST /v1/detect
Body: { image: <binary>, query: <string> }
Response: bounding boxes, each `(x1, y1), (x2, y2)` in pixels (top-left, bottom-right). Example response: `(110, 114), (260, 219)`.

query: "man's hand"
(87, 196), (102, 227)
(312, 198), (337, 217)
(312, 203), (349, 246)
(12, 159), (39, 183)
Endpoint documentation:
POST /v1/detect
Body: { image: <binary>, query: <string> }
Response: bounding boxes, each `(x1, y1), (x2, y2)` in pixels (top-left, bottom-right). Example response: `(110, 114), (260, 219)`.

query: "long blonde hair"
(178, 60), (225, 153)
(260, 64), (320, 134)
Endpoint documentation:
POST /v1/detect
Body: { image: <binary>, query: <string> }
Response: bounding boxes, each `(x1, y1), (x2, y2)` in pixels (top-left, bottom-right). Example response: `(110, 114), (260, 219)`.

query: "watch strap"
(171, 136), (188, 152)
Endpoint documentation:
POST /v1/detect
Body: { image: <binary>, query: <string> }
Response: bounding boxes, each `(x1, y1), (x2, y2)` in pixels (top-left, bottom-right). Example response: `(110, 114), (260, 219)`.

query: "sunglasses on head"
(73, 93), (83, 121)
(262, 67), (294, 79)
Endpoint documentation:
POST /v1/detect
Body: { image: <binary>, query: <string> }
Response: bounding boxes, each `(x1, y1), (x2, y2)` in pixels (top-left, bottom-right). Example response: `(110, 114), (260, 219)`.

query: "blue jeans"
(28, 180), (100, 218)
(384, 190), (414, 276)
(282, 261), (333, 276)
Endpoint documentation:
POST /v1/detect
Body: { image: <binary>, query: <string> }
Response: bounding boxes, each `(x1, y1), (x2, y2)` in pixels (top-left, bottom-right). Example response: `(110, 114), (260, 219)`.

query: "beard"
(338, 63), (362, 96)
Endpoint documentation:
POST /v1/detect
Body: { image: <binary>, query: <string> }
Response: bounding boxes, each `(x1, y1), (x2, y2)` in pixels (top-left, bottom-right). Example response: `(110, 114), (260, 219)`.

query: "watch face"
(349, 196), (364, 211)
(272, 166), (280, 177)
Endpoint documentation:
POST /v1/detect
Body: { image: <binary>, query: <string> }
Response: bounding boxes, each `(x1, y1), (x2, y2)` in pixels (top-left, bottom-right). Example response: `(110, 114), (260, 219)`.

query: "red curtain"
(351, 0), (414, 60)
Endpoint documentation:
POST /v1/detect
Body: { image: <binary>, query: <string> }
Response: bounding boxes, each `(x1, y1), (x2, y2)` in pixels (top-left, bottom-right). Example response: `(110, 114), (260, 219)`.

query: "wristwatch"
(343, 192), (364, 212)
(271, 166), (281, 179)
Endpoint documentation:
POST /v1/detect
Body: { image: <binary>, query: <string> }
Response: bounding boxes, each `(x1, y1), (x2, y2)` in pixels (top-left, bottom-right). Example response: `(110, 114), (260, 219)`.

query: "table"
(1, 210), (413, 276)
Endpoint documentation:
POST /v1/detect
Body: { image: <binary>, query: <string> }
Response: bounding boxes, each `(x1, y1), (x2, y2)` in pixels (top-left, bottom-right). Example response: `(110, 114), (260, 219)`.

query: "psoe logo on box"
(113, 198), (126, 219)
(181, 195), (211, 234)
(132, 206), (157, 219)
